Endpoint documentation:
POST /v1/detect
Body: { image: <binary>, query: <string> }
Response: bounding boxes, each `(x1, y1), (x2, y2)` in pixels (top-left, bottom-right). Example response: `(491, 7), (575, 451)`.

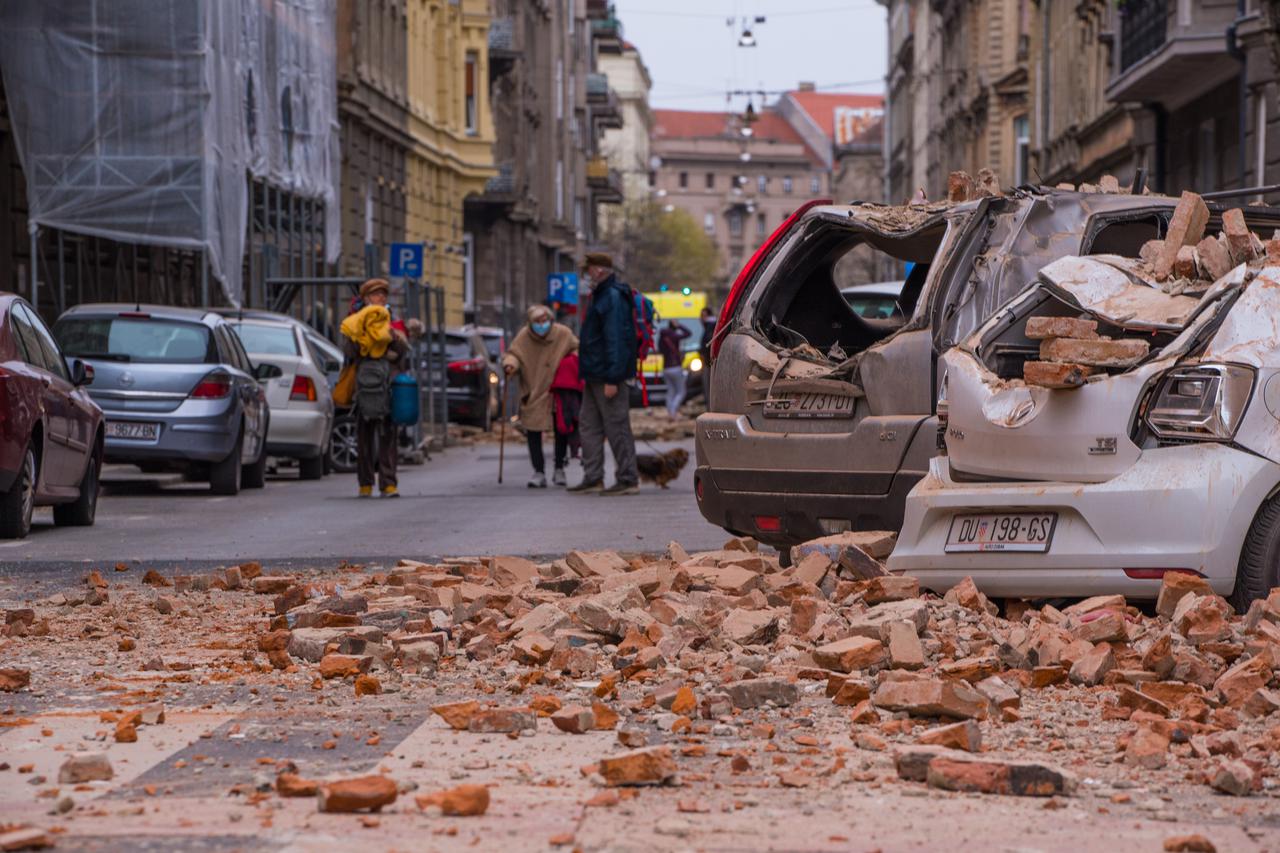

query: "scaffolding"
(0, 0), (340, 311)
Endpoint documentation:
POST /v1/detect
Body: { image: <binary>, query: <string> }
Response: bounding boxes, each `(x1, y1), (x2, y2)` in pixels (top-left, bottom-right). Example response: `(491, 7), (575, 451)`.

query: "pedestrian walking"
(551, 350), (584, 465)
(502, 305), (578, 488)
(568, 252), (640, 496)
(658, 318), (691, 418)
(339, 278), (409, 498)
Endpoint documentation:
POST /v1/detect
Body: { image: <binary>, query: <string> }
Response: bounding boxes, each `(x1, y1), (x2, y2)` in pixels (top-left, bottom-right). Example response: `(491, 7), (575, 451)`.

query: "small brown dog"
(635, 447), (689, 489)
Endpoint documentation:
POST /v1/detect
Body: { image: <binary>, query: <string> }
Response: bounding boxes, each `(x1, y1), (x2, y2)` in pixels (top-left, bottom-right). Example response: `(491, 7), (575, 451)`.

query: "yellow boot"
(358, 485), (373, 498)
(381, 485), (399, 498)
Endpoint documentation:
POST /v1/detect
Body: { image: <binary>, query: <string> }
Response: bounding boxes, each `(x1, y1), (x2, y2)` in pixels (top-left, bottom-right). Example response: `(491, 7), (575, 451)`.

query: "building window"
(703, 212), (715, 235)
(810, 175), (821, 195)
(1013, 114), (1030, 186)
(1197, 118), (1219, 191)
(464, 52), (478, 135)
(757, 212), (766, 236)
(782, 176), (793, 194)
(574, 198), (584, 231)
(555, 60), (564, 121)
(679, 172), (688, 188)
(555, 160), (564, 220)
(705, 172), (714, 189)
(648, 171), (656, 187)
(757, 175), (767, 193)
(728, 210), (743, 238)
(462, 233), (475, 310)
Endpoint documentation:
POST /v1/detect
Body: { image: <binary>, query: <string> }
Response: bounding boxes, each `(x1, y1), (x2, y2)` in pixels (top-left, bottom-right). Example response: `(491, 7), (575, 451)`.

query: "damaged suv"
(889, 201), (1280, 609)
(696, 188), (1280, 558)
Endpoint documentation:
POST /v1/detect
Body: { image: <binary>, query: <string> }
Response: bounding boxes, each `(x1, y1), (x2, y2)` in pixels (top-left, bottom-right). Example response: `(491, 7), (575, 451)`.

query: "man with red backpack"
(568, 252), (640, 495)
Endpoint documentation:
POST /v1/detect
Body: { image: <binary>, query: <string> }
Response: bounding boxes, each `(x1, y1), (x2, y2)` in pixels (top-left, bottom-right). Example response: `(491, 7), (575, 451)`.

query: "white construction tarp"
(0, 0), (340, 307)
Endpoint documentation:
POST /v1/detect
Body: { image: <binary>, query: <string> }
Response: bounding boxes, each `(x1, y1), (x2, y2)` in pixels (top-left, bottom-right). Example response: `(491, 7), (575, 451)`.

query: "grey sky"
(611, 0), (887, 113)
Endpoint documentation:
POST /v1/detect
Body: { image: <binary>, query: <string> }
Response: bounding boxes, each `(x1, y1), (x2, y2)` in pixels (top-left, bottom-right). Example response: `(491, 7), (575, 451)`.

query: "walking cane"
(497, 374), (507, 484)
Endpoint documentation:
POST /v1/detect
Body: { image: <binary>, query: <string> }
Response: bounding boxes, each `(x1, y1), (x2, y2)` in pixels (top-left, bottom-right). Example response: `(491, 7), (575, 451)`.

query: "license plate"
(945, 512), (1057, 553)
(106, 420), (159, 441)
(763, 392), (854, 419)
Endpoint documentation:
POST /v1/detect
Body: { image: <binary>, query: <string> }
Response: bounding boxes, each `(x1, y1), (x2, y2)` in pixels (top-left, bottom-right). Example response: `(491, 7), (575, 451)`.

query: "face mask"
(531, 320), (552, 336)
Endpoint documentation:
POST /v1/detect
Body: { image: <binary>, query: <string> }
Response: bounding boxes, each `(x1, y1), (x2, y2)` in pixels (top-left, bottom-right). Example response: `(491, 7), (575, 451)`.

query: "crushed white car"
(889, 202), (1280, 610)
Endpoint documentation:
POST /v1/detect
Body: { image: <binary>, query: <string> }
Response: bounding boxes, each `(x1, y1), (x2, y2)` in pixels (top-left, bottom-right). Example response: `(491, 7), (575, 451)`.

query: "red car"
(0, 294), (104, 538)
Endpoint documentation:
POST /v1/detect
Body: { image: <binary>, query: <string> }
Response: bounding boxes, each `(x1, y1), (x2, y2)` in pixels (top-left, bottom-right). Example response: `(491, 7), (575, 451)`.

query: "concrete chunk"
(1023, 361), (1094, 389)
(1024, 316), (1098, 340)
(1039, 337), (1149, 368)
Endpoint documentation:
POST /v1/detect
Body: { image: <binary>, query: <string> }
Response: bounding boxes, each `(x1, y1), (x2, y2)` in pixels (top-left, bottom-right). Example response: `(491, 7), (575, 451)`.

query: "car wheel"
(0, 446), (36, 539)
(1229, 495), (1280, 612)
(53, 453), (99, 527)
(329, 413), (358, 473)
(299, 453), (325, 480)
(242, 432), (268, 489)
(210, 431), (243, 496)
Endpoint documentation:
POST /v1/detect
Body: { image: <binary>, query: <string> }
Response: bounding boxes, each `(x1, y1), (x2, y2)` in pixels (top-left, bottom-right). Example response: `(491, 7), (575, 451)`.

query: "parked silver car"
(227, 317), (334, 479)
(696, 191), (1280, 559)
(54, 305), (272, 495)
(890, 248), (1280, 610)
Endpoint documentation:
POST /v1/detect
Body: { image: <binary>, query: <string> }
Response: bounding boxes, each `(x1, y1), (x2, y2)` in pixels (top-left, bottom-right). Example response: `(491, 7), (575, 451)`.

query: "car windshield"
(230, 322), (299, 355)
(843, 293), (903, 319)
(54, 316), (213, 364)
(481, 335), (502, 361)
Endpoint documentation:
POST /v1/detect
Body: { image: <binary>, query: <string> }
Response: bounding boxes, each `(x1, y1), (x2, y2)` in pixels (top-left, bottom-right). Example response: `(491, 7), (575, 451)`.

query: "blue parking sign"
(389, 243), (424, 278)
(547, 272), (579, 305)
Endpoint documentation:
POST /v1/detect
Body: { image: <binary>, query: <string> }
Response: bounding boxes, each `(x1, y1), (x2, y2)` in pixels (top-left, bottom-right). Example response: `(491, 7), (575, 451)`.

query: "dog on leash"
(635, 447), (689, 489)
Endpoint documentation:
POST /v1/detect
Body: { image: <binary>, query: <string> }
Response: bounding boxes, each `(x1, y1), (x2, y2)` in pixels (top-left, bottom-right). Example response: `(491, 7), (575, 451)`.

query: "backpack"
(355, 357), (392, 421)
(630, 288), (656, 404)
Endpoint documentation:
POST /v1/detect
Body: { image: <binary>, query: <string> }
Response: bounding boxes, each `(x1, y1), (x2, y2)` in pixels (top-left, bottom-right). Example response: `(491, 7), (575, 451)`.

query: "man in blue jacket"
(568, 252), (640, 495)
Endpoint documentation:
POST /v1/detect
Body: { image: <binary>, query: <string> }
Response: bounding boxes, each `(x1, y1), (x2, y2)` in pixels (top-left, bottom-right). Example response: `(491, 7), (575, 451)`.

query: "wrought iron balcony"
(1119, 0), (1167, 72)
(586, 157), (623, 203)
(488, 18), (518, 77)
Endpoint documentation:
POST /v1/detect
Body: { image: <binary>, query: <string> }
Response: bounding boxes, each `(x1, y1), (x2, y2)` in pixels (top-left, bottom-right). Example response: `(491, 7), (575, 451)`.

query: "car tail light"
(754, 515), (782, 532)
(117, 311), (151, 319)
(190, 373), (231, 399)
(710, 198), (831, 362)
(1143, 364), (1254, 441)
(1123, 568), (1203, 580)
(448, 356), (486, 374)
(290, 375), (317, 402)
(694, 474), (704, 502)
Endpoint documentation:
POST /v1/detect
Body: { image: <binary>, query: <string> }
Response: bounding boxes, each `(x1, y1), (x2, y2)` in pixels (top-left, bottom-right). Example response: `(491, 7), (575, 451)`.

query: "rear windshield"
(230, 322), (299, 355)
(445, 335), (474, 362)
(54, 316), (213, 364)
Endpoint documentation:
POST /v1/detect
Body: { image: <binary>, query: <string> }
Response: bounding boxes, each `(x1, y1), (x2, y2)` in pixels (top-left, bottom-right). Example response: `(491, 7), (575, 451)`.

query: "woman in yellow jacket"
(340, 279), (409, 497)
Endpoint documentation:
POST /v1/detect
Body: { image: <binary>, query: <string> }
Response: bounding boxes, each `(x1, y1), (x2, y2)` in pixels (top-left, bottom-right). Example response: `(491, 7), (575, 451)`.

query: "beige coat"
(502, 315), (578, 432)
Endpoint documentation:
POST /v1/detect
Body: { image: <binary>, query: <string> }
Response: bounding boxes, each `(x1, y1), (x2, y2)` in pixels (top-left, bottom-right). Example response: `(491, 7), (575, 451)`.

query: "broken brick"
(317, 776), (398, 813)
(1024, 316), (1098, 340)
(598, 746), (677, 787)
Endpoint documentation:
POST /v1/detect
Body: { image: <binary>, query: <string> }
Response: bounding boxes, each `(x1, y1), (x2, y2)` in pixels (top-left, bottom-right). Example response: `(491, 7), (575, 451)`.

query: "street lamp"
(738, 27), (756, 47)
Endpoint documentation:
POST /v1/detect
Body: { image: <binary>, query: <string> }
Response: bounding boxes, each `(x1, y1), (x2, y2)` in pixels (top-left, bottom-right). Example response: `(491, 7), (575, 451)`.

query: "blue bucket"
(390, 373), (420, 425)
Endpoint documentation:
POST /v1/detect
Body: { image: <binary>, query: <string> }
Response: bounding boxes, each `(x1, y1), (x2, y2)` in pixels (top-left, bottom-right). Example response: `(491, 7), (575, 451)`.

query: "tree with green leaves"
(603, 202), (719, 293)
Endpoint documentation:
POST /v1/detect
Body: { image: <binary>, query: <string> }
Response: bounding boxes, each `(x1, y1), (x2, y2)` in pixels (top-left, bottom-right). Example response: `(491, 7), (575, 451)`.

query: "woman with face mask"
(501, 305), (579, 487)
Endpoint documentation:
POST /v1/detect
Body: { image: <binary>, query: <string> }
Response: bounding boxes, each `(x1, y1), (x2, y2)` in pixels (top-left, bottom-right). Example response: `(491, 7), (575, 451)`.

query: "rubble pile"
(1021, 191), (1279, 389)
(3, 541), (1280, 847)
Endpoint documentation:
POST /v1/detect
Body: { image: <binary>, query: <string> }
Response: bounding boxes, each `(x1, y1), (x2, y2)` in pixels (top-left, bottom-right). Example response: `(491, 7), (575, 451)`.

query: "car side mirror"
(253, 362), (284, 381)
(324, 358), (341, 373)
(70, 358), (93, 386)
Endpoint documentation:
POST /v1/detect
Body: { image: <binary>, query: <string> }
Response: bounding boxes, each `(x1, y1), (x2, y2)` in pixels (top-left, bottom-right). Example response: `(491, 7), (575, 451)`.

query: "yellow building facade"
(406, 0), (495, 327)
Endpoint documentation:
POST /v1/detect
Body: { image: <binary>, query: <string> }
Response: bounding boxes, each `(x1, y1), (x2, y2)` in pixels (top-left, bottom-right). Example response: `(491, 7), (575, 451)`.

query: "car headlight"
(1145, 364), (1254, 441)
(689, 357), (703, 372)
(489, 372), (499, 385)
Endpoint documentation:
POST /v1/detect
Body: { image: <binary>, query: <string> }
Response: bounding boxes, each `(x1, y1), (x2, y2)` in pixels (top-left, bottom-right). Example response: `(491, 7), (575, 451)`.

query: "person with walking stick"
(501, 304), (578, 488)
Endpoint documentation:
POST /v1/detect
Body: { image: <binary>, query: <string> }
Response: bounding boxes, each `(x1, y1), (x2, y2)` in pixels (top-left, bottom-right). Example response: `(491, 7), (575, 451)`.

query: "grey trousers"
(580, 381), (638, 486)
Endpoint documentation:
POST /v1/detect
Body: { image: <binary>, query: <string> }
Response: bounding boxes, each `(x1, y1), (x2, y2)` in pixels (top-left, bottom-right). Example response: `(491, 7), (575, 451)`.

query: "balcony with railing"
(586, 157), (623, 203)
(586, 73), (622, 128)
(488, 18), (518, 77)
(1106, 0), (1240, 106)
(589, 3), (623, 52)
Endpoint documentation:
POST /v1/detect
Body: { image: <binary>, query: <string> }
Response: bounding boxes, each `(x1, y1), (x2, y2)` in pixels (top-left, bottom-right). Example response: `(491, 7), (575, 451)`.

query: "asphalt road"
(0, 436), (729, 575)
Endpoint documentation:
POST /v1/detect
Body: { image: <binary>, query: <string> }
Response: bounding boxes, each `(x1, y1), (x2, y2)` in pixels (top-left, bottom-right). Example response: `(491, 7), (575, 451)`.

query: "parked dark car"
(0, 294), (104, 538)
(445, 329), (498, 429)
(54, 305), (272, 496)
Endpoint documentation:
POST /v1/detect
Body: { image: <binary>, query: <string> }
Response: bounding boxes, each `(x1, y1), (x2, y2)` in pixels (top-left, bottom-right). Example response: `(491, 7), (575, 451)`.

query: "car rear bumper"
(101, 400), (239, 464)
(694, 463), (923, 548)
(266, 408), (328, 457)
(887, 444), (1280, 599)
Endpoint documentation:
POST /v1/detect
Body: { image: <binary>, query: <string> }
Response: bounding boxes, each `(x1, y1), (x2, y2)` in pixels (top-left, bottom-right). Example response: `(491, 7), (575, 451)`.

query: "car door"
(24, 305), (96, 486)
(10, 304), (75, 488)
(220, 325), (266, 461)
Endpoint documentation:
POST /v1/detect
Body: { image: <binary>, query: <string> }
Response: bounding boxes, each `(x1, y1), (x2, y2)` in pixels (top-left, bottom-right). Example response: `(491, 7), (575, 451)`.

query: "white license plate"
(763, 392), (854, 419)
(106, 420), (159, 441)
(945, 512), (1057, 553)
